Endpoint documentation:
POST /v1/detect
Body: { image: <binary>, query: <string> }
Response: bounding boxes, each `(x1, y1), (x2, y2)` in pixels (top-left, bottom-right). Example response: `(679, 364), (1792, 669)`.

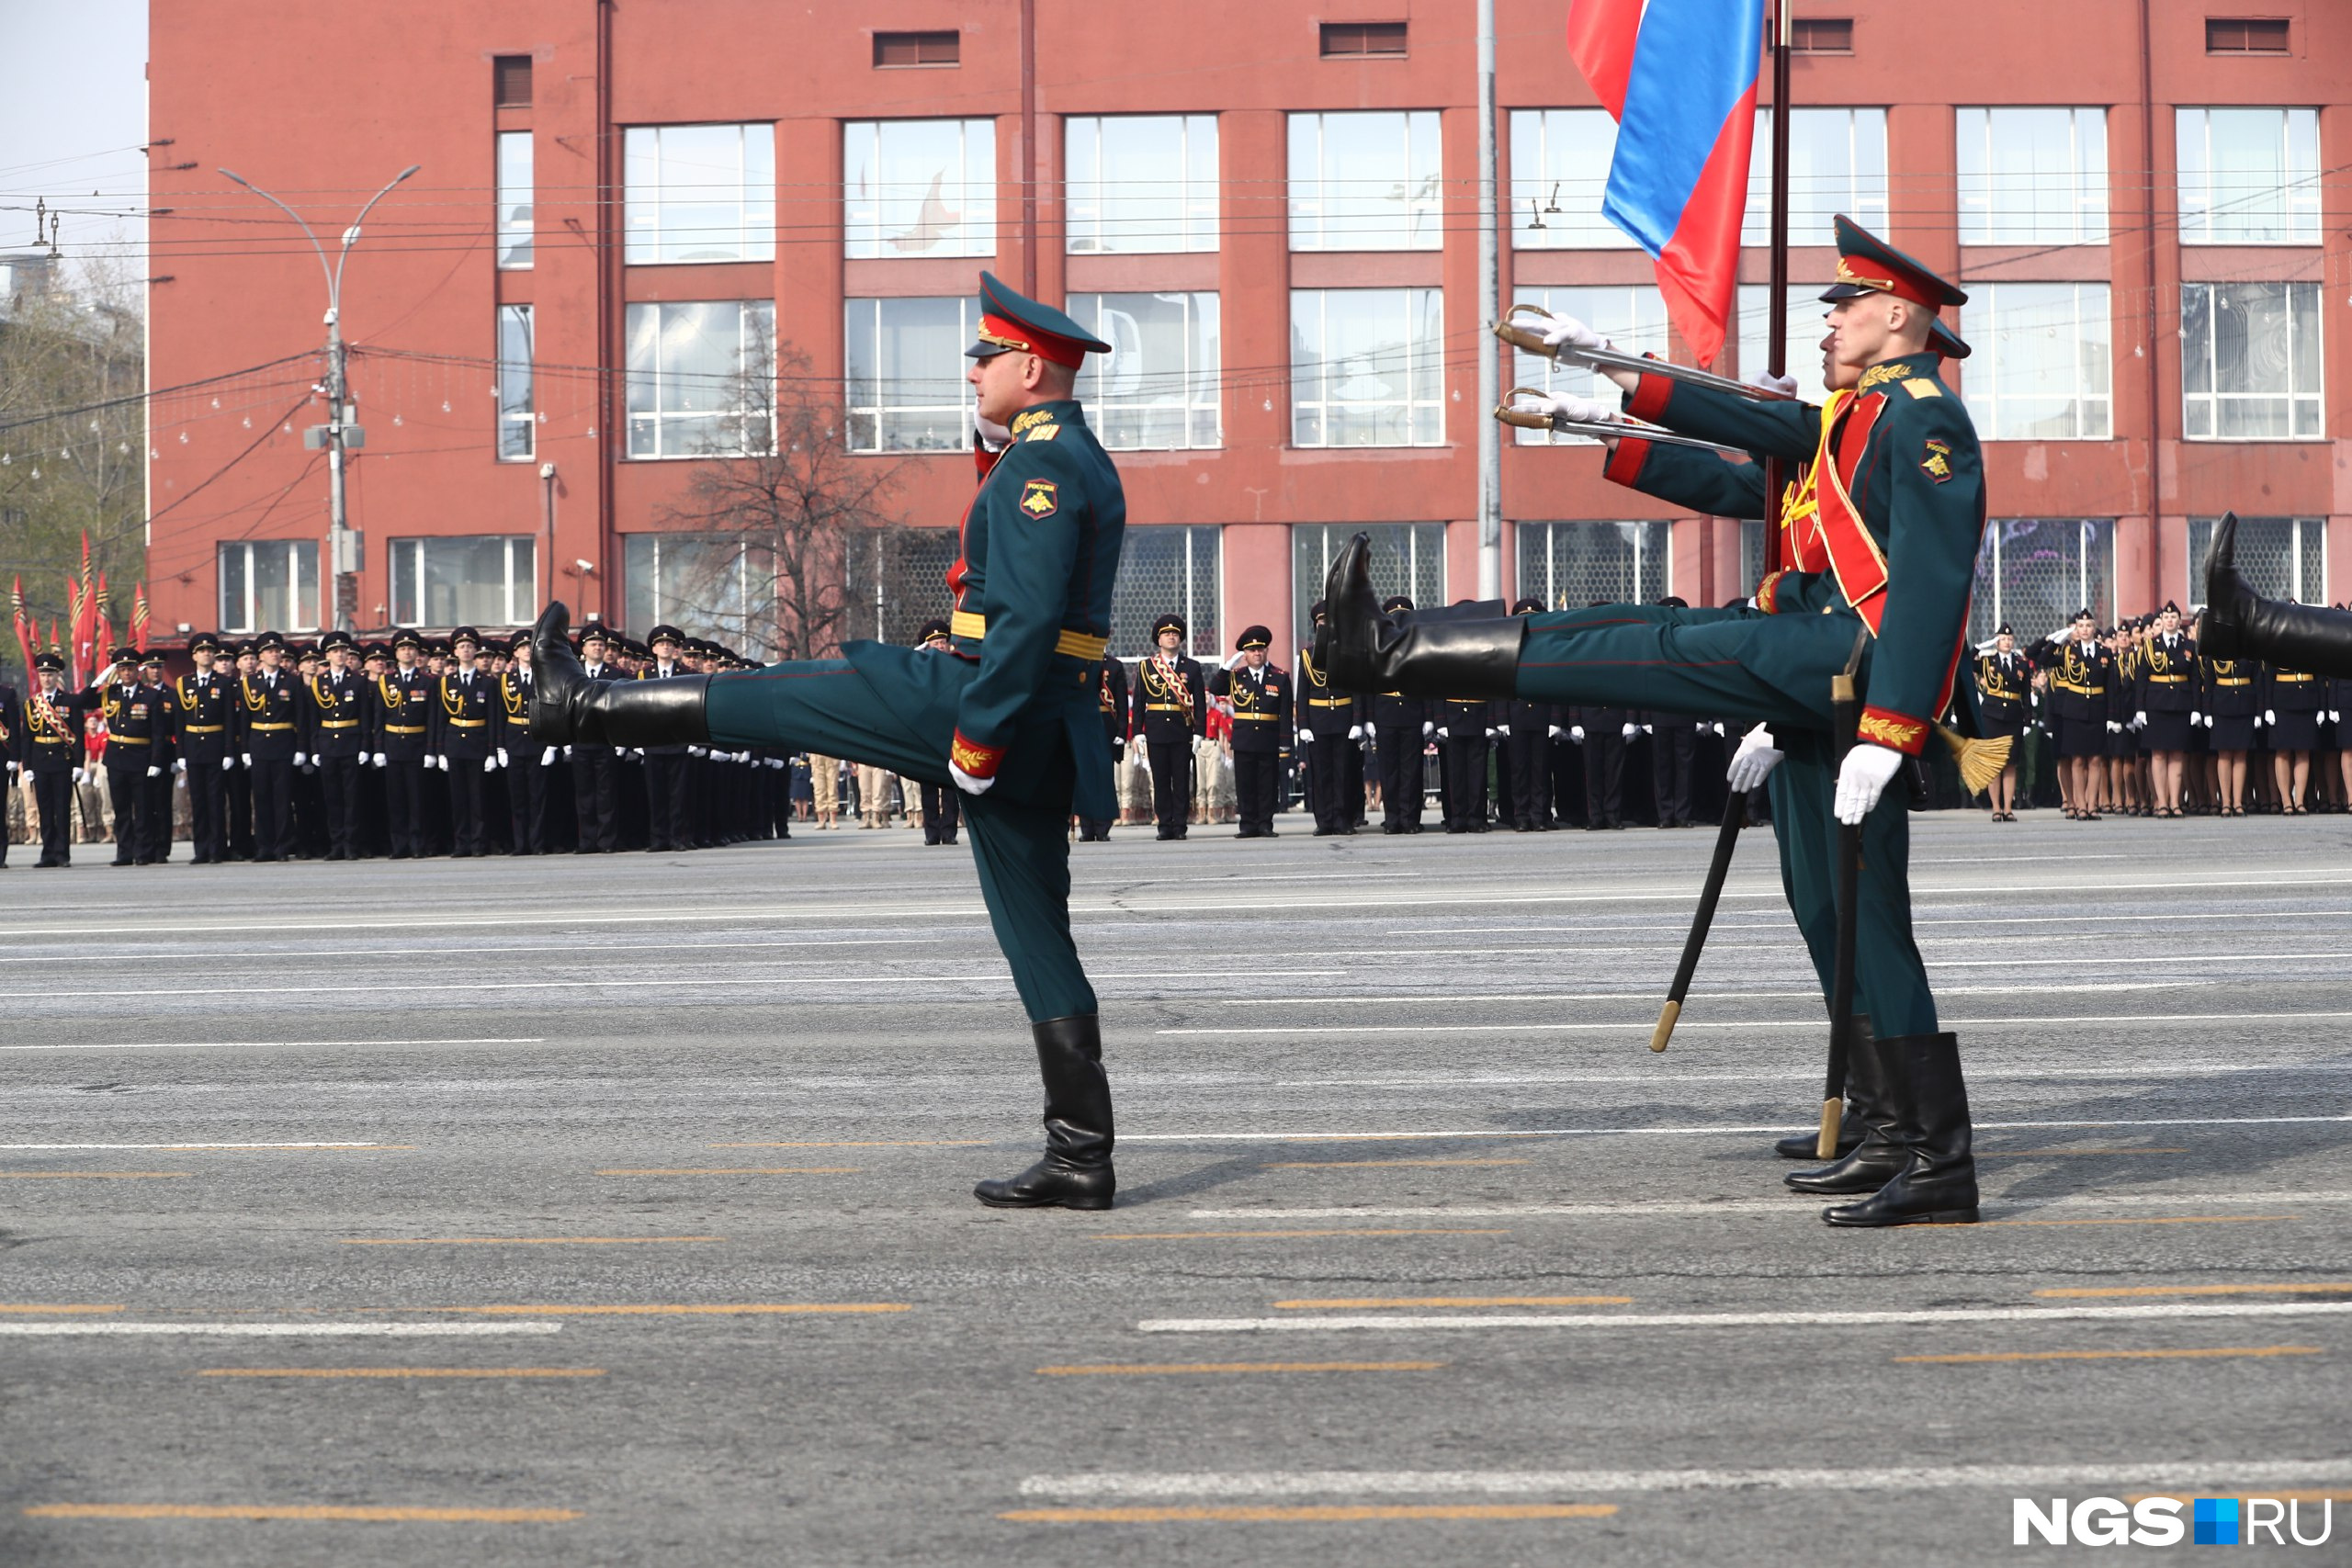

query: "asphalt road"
(4, 810), (2349, 1565)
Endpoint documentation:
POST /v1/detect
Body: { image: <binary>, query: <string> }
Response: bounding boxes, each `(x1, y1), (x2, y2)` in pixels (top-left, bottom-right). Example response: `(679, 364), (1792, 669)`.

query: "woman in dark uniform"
(2106, 624), (2140, 816)
(2043, 610), (2109, 821)
(2265, 656), (2324, 814)
(2329, 614), (2352, 811)
(2134, 602), (2197, 818)
(2201, 644), (2260, 818)
(1973, 625), (2030, 820)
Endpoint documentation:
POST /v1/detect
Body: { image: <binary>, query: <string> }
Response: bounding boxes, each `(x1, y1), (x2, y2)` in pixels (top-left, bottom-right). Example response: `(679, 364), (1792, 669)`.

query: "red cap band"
(977, 312), (1089, 369)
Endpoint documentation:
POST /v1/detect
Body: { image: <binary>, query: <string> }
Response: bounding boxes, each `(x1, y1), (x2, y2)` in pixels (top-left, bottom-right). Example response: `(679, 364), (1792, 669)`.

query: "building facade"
(145, 0), (2349, 660)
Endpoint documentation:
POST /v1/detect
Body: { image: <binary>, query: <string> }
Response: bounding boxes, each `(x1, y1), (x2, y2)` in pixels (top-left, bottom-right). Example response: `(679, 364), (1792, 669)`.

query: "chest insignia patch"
(1920, 438), (1953, 483)
(1018, 479), (1060, 518)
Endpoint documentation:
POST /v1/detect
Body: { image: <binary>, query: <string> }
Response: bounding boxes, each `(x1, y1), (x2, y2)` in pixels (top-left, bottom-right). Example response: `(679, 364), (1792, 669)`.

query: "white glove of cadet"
(2189, 711), (2200, 726)
(240, 751), (252, 767)
(540, 746), (558, 766)
(2334, 710), (2344, 724)
(687, 744), (707, 757)
(2132, 711), (2147, 731)
(1621, 723), (1638, 739)
(1496, 724), (1510, 738)
(1833, 742), (1907, 826)
(1548, 724), (1563, 739)
(497, 748), (511, 768)
(484, 752), (501, 772)
(1295, 729), (1313, 746)
(1484, 727), (1498, 739)
(1346, 725), (1363, 741)
(293, 750), (307, 766)
(1725, 724), (1785, 792)
(1642, 723), (1654, 734)
(1511, 389), (1619, 428)
(949, 761), (994, 796)
(222, 757), (236, 773)
(2265, 709), (2278, 726)
(1436, 727), (1449, 739)
(72, 766), (85, 784)
(1421, 721), (1433, 737)
(172, 759), (186, 776)
(1570, 725), (1586, 742)
(1746, 368), (1801, 398)
(145, 764), (162, 778)
(563, 744), (574, 758)
(1532, 313), (1609, 355)
(2106, 720), (2122, 734)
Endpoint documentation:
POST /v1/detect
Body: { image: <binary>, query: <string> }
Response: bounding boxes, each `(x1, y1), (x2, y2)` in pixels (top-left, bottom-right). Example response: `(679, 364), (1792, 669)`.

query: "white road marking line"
(0, 1322), (563, 1337)
(1268, 1063), (2352, 1087)
(0, 1038), (546, 1053)
(1211, 983), (2184, 1010)
(1019, 1459), (2352, 1500)
(0, 1143), (383, 1151)
(0, 975), (1014, 1000)
(1185, 1191), (2352, 1219)
(1138, 1302), (2352, 1335)
(1160, 1010), (2352, 1036)
(1119, 1116), (2352, 1142)
(1389, 909), (2352, 935)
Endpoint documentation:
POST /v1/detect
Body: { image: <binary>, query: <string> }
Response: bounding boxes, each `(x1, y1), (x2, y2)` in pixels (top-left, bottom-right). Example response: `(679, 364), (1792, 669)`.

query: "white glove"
(949, 761), (994, 796)
(563, 744), (574, 758)
(1421, 721), (1433, 737)
(1622, 723), (1638, 739)
(1532, 313), (1608, 355)
(1712, 722), (1726, 735)
(497, 748), (511, 768)
(1642, 723), (1654, 734)
(2266, 709), (2278, 726)
(1833, 742), (1906, 825)
(222, 757), (236, 773)
(1746, 368), (1800, 398)
(145, 764), (162, 778)
(4, 761), (15, 774)
(1725, 724), (1785, 792)
(1295, 729), (1312, 746)
(372, 751), (387, 767)
(2132, 711), (2146, 731)
(688, 744), (707, 757)
(1484, 728), (1498, 739)
(293, 750), (307, 766)
(72, 766), (85, 783)
(172, 759), (186, 775)
(1496, 724), (1510, 738)
(1346, 725), (1363, 741)
(484, 753), (501, 772)
(1512, 389), (1618, 427)
(1436, 727), (1449, 739)
(2254, 713), (2266, 728)
(2106, 720), (2121, 734)
(2333, 710), (2343, 723)
(1548, 724), (1563, 739)
(2189, 711), (2200, 726)
(1570, 725), (1585, 742)
(241, 751), (252, 767)
(541, 746), (558, 765)
(975, 414), (1013, 449)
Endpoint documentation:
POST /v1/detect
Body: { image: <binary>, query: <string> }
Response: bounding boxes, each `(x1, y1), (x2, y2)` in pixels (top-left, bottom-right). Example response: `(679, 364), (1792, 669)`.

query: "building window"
(1742, 107), (1886, 247)
(2180, 281), (2323, 440)
(1740, 518), (1770, 591)
(495, 130), (534, 269)
(843, 527), (960, 648)
(624, 299), (775, 459)
(1293, 524), (1442, 651)
(843, 118), (996, 259)
(1320, 21), (1408, 56)
(1957, 283), (2111, 441)
(1517, 521), (1670, 609)
(1510, 109), (1635, 250)
(1069, 292), (1221, 450)
(1510, 286), (1670, 445)
(873, 30), (958, 67)
(2176, 107), (2320, 243)
(1290, 288), (1444, 447)
(1970, 519), (2114, 644)
(2188, 515), (2322, 605)
(625, 535), (780, 657)
(1065, 115), (1218, 254)
(389, 536), (537, 628)
(1288, 110), (1442, 251)
(1955, 107), (2108, 245)
(845, 296), (975, 453)
(217, 540), (319, 633)
(493, 55), (532, 108)
(2206, 17), (2290, 53)
(497, 304), (535, 461)
(1791, 17), (1854, 52)
(1115, 525), (1224, 658)
(1736, 284), (1834, 404)
(623, 123), (776, 265)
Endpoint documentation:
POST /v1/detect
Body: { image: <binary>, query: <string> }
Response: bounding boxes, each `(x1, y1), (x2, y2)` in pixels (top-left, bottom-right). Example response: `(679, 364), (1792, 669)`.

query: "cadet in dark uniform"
(1076, 655), (1126, 840)
(1502, 597), (1557, 830)
(2202, 643), (2258, 816)
(305, 629), (369, 859)
(432, 626), (498, 856)
(2135, 601), (2197, 818)
(911, 618), (962, 845)
(235, 631), (302, 860)
(639, 625), (694, 852)
(19, 651), (95, 865)
(1973, 625), (2029, 820)
(499, 629), (551, 853)
(1133, 613), (1206, 840)
(219, 641), (257, 860)
(1577, 686), (1631, 831)
(1208, 625), (1290, 837)
(1366, 595), (1430, 834)
(93, 647), (153, 864)
(2042, 611), (2109, 820)
(570, 626), (622, 852)
(175, 633), (236, 863)
(531, 271), (1128, 1211)
(371, 629), (435, 858)
(1295, 601), (1362, 836)
(1437, 683), (1497, 834)
(131, 652), (179, 863)
(2265, 653), (2323, 814)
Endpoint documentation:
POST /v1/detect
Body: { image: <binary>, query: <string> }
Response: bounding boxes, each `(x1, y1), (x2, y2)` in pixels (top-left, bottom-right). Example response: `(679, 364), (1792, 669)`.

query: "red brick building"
(144, 1), (2349, 661)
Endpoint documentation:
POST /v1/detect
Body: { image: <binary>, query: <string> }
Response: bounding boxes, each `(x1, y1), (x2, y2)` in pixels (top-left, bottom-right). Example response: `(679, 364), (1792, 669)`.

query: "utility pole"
(220, 163), (420, 631)
(1476, 0), (1500, 601)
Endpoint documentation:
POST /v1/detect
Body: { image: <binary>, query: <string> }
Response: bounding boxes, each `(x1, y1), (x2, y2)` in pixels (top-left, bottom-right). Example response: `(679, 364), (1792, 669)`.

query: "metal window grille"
(1740, 520), (1770, 595)
(1969, 519), (2115, 645)
(493, 56), (533, 108)
(1291, 523), (1443, 652)
(1114, 525), (1222, 658)
(1518, 521), (1669, 609)
(874, 31), (958, 67)
(2187, 516), (2324, 606)
(845, 526), (961, 647)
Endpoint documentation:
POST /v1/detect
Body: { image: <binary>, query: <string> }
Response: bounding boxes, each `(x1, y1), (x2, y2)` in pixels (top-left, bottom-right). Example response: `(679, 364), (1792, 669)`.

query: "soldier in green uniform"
(1321, 218), (1987, 1228)
(529, 273), (1126, 1211)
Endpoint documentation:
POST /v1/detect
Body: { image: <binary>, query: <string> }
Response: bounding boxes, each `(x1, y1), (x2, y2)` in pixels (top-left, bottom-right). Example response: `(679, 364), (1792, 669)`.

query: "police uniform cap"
(508, 628), (533, 651)
(1996, 623), (2015, 637)
(255, 630), (288, 653)
(1235, 625), (1272, 651)
(578, 622), (609, 645)
(1818, 215), (1968, 310)
(650, 624), (684, 647)
(1511, 597), (1546, 615)
(1380, 594), (1415, 615)
(391, 628), (424, 651)
(136, 649), (164, 667)
(966, 271), (1112, 366)
(295, 643), (322, 663)
(1308, 599), (1329, 623)
(1152, 613), (1187, 638)
(2073, 607), (2095, 621)
(320, 629), (355, 653)
(189, 632), (222, 654)
(1657, 594), (1689, 609)
(109, 644), (140, 665)
(450, 626), (481, 649)
(34, 649), (65, 672)
(914, 617), (952, 644)
(363, 641), (391, 660)
(2162, 599), (2182, 615)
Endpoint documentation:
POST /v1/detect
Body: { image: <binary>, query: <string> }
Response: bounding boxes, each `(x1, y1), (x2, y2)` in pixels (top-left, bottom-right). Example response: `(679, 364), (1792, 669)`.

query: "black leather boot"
(529, 603), (711, 748)
(1313, 532), (1523, 697)
(1786, 1021), (1912, 1193)
(1822, 1032), (1979, 1227)
(2203, 511), (2352, 674)
(975, 1015), (1115, 1211)
(1773, 1016), (1874, 1160)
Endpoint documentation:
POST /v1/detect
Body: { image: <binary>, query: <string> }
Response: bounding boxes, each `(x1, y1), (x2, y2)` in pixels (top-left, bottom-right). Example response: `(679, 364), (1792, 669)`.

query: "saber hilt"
(1494, 387), (1745, 457)
(1493, 304), (1793, 401)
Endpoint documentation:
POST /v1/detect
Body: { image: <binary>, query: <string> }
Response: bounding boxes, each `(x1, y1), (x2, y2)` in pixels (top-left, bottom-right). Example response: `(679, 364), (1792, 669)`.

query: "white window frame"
(497, 303), (535, 462)
(2179, 281), (2324, 442)
(1957, 282), (2113, 442)
(1955, 107), (2109, 246)
(496, 130), (534, 269)
(842, 118), (997, 260)
(1509, 108), (1634, 250)
(2175, 107), (2322, 245)
(624, 299), (775, 461)
(217, 539), (320, 634)
(388, 536), (540, 628)
(1289, 287), (1446, 449)
(843, 296), (978, 454)
(1510, 285), (1670, 445)
(1069, 291), (1222, 451)
(1064, 115), (1219, 254)
(623, 122), (776, 265)
(1741, 107), (1888, 247)
(1287, 110), (1443, 252)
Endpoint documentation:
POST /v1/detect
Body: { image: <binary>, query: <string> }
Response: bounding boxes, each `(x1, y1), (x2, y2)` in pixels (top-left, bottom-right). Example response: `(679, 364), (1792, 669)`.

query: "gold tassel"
(1939, 726), (2011, 796)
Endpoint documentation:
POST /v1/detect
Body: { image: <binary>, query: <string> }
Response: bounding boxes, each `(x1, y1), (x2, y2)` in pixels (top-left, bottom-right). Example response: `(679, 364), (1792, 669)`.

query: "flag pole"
(1760, 0), (1794, 578)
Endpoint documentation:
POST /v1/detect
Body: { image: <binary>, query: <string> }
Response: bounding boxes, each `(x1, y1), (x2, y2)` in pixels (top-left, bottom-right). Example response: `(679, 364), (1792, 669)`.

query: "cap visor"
(965, 340), (1014, 359)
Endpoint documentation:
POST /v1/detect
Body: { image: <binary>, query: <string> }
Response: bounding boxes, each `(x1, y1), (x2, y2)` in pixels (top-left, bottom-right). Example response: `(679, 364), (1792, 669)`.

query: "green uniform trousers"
(705, 660), (1096, 1024)
(1518, 604), (1937, 1038)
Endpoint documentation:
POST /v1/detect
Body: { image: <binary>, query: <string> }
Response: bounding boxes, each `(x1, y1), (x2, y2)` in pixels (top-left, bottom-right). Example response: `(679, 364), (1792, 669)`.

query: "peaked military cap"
(254, 630), (287, 652)
(34, 649), (65, 672)
(508, 628), (533, 651)
(1152, 613), (1187, 638)
(363, 641), (391, 660)
(319, 629), (355, 653)
(966, 271), (1112, 367)
(914, 617), (952, 644)
(1236, 625), (1272, 651)
(577, 622), (609, 645)
(449, 626), (481, 649)
(1996, 623), (2016, 637)
(1512, 597), (1546, 615)
(1927, 316), (1972, 361)
(1657, 594), (1689, 609)
(1380, 594), (1415, 615)
(189, 632), (222, 655)
(1820, 215), (1968, 310)
(109, 644), (140, 665)
(391, 627), (424, 651)
(649, 624), (684, 646)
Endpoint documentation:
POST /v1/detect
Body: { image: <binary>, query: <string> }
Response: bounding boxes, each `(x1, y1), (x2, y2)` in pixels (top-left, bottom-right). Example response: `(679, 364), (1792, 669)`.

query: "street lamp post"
(219, 163), (420, 630)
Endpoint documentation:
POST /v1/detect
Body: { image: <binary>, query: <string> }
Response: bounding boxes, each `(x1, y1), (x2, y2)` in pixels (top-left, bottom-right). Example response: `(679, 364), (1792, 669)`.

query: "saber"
(1494, 389), (1746, 457)
(1650, 789), (1746, 1052)
(1818, 632), (1870, 1159)
(1493, 305), (1793, 401)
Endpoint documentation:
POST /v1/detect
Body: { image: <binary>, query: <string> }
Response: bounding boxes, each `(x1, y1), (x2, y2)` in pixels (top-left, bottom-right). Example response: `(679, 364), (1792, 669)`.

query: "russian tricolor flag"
(1567, 0), (1764, 367)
